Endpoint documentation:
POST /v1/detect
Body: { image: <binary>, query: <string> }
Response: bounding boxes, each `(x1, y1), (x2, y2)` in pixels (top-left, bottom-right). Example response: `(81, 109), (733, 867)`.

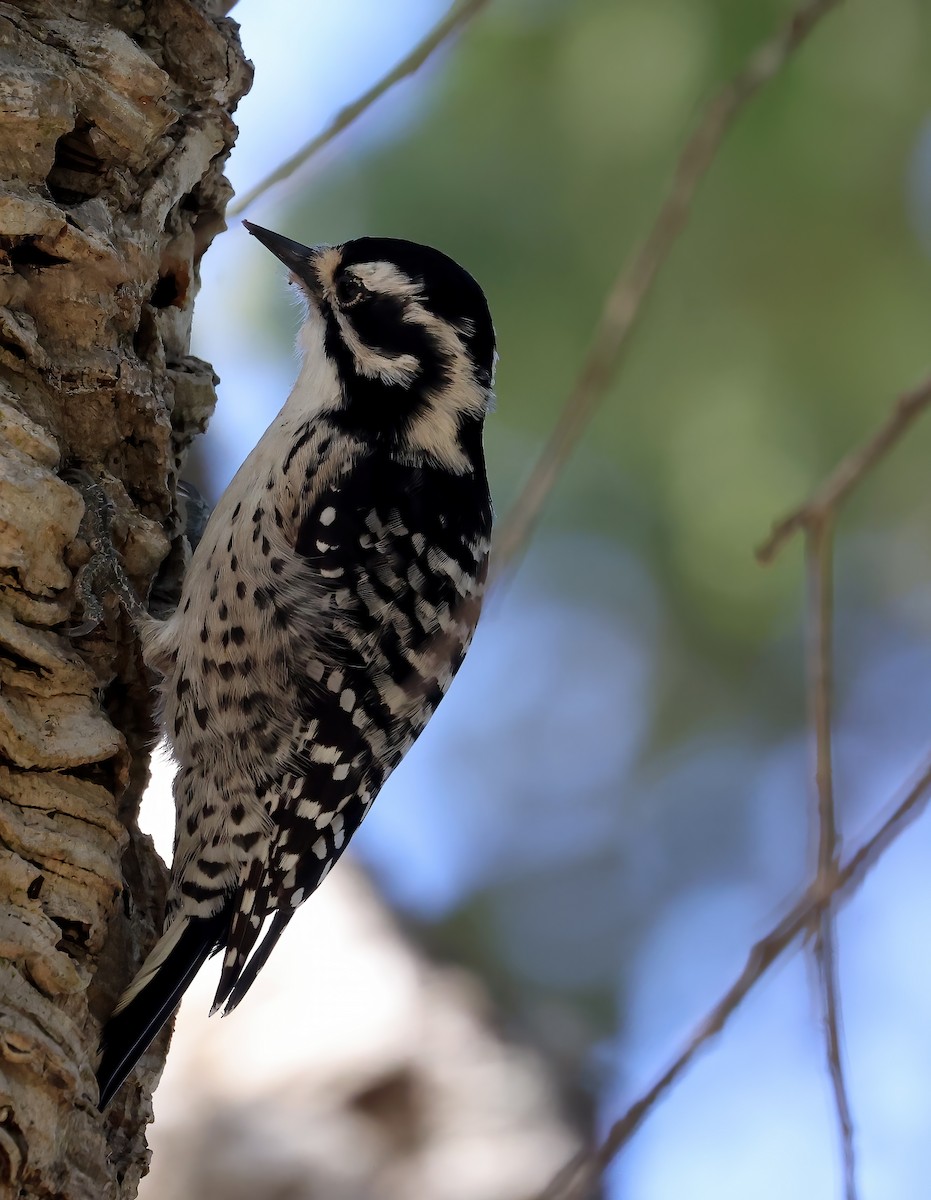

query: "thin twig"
(228, 0), (494, 218)
(757, 371), (931, 563)
(492, 0), (845, 575)
(806, 519), (858, 1200)
(536, 753), (931, 1200)
(807, 521), (838, 887)
(813, 931), (857, 1195)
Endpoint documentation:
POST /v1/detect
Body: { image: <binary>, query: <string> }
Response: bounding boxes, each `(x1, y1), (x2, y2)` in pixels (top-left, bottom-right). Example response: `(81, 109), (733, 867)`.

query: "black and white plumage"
(96, 225), (496, 1107)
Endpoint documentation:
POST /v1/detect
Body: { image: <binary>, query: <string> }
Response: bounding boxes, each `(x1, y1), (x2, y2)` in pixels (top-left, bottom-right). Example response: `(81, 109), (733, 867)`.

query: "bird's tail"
(96, 907), (230, 1108)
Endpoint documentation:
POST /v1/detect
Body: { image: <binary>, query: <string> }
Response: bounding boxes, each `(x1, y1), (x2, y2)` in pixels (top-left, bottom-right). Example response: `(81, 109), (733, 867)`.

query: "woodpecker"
(96, 224), (496, 1107)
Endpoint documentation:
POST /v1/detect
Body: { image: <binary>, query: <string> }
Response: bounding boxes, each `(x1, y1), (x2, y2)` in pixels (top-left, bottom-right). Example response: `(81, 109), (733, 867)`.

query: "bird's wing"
(213, 449), (486, 1013)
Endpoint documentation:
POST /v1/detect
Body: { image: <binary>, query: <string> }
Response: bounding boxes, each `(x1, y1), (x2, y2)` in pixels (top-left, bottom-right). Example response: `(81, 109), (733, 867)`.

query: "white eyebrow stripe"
(350, 260), (423, 296)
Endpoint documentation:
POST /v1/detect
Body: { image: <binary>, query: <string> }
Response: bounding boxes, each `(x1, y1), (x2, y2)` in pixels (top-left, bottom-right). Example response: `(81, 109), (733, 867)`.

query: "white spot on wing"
(310, 743), (342, 764)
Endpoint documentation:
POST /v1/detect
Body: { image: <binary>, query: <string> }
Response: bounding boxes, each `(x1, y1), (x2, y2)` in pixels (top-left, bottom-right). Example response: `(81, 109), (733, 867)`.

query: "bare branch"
(228, 0), (494, 218)
(813, 930), (857, 1196)
(807, 520), (838, 887)
(757, 370), (931, 563)
(805, 519), (858, 1199)
(493, 0), (845, 575)
(536, 753), (931, 1200)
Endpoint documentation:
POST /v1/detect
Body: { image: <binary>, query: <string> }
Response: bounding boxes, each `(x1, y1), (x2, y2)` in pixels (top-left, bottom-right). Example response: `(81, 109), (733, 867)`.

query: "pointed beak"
(243, 221), (325, 298)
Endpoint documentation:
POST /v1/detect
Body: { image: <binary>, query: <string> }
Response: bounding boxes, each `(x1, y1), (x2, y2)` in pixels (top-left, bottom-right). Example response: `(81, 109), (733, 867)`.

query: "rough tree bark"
(0, 2), (251, 1196)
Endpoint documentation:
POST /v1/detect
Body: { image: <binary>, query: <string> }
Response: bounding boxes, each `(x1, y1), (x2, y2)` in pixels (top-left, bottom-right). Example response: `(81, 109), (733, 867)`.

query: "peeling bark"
(0, 2), (251, 1195)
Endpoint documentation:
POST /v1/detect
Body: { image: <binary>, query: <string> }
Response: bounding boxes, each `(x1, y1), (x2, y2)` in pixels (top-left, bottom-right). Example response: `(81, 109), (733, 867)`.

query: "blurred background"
(140, 1), (931, 1196)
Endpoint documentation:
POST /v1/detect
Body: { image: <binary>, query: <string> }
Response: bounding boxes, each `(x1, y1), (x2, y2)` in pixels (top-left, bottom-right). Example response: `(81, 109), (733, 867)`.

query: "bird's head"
(244, 222), (496, 473)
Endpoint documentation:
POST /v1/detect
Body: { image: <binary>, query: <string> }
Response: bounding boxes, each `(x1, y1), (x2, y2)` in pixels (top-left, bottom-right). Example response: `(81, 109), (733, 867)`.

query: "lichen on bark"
(0, 2), (251, 1195)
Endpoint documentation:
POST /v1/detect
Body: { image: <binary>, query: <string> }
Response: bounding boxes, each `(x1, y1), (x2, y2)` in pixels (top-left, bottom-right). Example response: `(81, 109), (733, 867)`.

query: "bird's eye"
(335, 274), (367, 308)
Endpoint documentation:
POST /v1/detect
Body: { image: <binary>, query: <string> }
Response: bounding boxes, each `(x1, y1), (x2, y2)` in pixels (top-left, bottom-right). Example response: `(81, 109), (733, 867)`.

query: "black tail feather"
(220, 909), (293, 1015)
(96, 908), (229, 1109)
(210, 859), (266, 1016)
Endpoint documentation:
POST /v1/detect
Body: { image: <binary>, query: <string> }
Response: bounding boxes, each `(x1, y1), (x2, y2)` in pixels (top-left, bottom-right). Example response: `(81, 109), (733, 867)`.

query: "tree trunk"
(0, 2), (251, 1195)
